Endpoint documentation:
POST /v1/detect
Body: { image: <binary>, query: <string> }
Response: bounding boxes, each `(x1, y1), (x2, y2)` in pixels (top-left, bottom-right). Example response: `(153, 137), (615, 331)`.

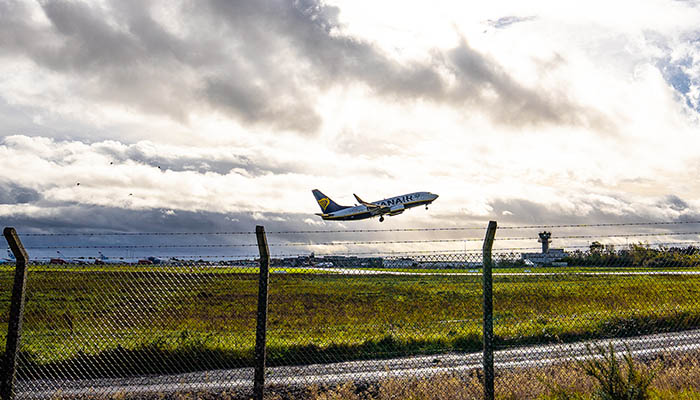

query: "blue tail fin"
(312, 189), (347, 213)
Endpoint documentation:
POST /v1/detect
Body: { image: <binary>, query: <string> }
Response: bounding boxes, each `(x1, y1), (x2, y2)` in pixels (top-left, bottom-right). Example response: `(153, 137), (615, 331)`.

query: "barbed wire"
(20, 231), (255, 237)
(23, 238), (482, 249)
(497, 221), (700, 230)
(519, 231), (700, 240)
(16, 220), (700, 237)
(17, 240), (700, 261)
(20, 231), (700, 250)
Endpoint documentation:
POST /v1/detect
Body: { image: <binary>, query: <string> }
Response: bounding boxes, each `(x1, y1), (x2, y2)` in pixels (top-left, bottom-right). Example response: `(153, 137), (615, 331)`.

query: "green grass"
(0, 264), (324, 274)
(355, 265), (700, 274)
(2, 265), (700, 379)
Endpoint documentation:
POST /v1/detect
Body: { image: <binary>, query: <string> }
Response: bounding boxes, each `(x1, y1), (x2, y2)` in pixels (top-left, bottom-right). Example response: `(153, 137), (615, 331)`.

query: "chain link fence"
(6, 260), (260, 398)
(3, 225), (700, 399)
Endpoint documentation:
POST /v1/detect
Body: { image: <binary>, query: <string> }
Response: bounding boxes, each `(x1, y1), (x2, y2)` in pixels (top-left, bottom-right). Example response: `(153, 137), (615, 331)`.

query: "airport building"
(521, 231), (568, 266)
(274, 254), (383, 268)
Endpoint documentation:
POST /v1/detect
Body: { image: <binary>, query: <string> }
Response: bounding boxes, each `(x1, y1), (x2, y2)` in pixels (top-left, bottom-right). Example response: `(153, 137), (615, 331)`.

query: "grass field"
(357, 265), (700, 274)
(2, 264), (700, 380)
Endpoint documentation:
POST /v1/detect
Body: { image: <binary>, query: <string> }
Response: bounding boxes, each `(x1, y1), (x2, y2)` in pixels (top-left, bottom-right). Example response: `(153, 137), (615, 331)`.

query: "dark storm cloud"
(662, 195), (690, 212)
(0, 0), (609, 134)
(486, 197), (700, 226)
(5, 204), (272, 234)
(486, 198), (634, 225)
(426, 197), (700, 249)
(202, 1), (605, 128)
(203, 78), (322, 133)
(0, 182), (42, 204)
(3, 203), (396, 259)
(446, 39), (610, 127)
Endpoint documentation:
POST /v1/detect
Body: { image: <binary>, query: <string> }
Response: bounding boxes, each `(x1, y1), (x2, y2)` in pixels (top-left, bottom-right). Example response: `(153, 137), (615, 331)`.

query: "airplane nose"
(432, 193), (439, 200)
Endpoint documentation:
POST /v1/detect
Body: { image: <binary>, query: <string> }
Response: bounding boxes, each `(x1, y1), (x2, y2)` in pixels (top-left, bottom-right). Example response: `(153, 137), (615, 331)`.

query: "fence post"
(254, 225), (270, 400)
(2, 228), (29, 400)
(482, 221), (497, 400)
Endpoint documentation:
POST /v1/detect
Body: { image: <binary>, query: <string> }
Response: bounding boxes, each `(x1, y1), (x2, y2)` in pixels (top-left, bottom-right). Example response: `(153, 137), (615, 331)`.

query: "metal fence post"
(2, 228), (29, 400)
(254, 225), (270, 400)
(482, 221), (497, 400)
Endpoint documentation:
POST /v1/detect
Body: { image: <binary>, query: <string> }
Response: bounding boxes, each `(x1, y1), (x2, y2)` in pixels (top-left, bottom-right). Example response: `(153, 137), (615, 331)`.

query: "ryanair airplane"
(313, 189), (439, 222)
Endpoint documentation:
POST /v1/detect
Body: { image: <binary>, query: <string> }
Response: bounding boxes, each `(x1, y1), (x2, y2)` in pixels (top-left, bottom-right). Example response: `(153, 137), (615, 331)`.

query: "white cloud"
(0, 0), (699, 235)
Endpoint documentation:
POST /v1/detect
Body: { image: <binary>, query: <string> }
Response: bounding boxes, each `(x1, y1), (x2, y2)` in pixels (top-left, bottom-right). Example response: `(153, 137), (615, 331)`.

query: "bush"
(576, 344), (657, 400)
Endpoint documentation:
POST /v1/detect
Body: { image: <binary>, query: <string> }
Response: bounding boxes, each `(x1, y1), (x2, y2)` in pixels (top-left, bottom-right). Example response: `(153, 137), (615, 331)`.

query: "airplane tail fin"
(312, 189), (347, 213)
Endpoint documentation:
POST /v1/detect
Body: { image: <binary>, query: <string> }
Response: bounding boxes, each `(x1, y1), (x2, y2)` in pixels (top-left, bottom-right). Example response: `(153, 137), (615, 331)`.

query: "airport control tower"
(523, 231), (567, 266)
(538, 231), (552, 253)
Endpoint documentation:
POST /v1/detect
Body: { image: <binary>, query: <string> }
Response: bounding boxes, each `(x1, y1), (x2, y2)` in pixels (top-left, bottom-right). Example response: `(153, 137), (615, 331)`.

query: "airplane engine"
(388, 204), (405, 216)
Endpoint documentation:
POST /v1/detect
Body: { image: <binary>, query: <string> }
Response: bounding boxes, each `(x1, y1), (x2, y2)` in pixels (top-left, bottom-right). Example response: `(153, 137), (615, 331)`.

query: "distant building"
(385, 257), (417, 268)
(274, 254), (383, 268)
(418, 260), (482, 269)
(521, 231), (568, 266)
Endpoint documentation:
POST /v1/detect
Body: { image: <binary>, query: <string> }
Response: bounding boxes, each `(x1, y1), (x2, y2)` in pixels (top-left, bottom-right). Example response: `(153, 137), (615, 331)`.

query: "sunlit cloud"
(0, 0), (699, 239)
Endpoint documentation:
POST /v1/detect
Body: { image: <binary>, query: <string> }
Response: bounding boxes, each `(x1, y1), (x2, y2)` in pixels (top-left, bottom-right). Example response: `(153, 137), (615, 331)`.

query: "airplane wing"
(353, 194), (381, 209)
(354, 194), (392, 216)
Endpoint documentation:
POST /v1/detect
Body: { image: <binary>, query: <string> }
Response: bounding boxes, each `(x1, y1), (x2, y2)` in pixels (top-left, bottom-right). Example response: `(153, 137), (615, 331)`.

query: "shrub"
(576, 344), (657, 400)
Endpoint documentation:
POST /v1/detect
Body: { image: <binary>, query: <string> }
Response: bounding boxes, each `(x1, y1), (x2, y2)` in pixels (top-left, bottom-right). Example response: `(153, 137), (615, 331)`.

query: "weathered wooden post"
(2, 228), (29, 400)
(253, 225), (270, 400)
(482, 221), (497, 400)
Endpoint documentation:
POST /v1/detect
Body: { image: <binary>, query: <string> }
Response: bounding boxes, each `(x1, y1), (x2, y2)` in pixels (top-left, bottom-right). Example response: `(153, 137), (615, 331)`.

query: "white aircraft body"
(94, 251), (125, 264)
(2, 249), (16, 263)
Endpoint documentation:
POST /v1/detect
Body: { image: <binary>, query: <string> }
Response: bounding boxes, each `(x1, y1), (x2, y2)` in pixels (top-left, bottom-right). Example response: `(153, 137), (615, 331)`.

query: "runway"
(311, 267), (700, 276)
(17, 329), (700, 399)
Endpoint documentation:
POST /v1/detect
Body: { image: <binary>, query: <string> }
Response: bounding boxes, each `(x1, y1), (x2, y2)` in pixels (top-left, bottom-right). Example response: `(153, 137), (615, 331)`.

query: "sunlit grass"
(1, 266), (700, 379)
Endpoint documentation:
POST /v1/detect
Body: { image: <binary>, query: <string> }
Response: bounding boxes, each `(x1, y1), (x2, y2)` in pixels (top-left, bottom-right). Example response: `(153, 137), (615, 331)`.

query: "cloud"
(0, 135), (319, 215)
(0, 0), (612, 136)
(0, 182), (42, 204)
(663, 195), (690, 212)
(92, 140), (282, 176)
(1, 0), (700, 243)
(641, 27), (700, 114)
(487, 195), (700, 226)
(444, 38), (611, 129)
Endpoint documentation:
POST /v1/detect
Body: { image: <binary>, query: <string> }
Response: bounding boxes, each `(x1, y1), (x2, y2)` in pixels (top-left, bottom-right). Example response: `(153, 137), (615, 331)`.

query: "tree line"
(562, 242), (700, 268)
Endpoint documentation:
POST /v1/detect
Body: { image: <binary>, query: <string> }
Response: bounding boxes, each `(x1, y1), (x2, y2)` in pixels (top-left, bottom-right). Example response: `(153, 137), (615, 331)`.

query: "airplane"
(2, 249), (16, 264)
(313, 189), (439, 222)
(137, 256), (166, 265)
(52, 251), (86, 265)
(93, 251), (124, 264)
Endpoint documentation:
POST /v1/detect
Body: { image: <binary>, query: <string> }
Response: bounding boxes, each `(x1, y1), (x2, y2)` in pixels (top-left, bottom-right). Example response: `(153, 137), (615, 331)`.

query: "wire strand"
(22, 232), (700, 249)
(18, 220), (700, 236)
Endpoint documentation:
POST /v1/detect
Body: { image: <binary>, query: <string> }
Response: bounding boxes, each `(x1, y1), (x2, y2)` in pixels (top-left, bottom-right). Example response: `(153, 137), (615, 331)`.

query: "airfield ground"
(2, 264), (700, 381)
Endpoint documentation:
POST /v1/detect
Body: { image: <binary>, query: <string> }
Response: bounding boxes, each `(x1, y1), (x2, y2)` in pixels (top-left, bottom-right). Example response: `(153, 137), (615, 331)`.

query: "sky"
(1, 0), (700, 257)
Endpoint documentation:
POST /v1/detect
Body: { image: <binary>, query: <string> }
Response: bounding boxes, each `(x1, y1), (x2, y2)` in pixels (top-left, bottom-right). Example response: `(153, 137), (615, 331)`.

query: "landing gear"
(379, 216), (385, 222)
(425, 205), (429, 210)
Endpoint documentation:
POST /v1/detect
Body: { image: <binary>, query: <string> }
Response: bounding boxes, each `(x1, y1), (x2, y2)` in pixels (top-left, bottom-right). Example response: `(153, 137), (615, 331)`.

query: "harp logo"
(318, 197), (330, 211)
